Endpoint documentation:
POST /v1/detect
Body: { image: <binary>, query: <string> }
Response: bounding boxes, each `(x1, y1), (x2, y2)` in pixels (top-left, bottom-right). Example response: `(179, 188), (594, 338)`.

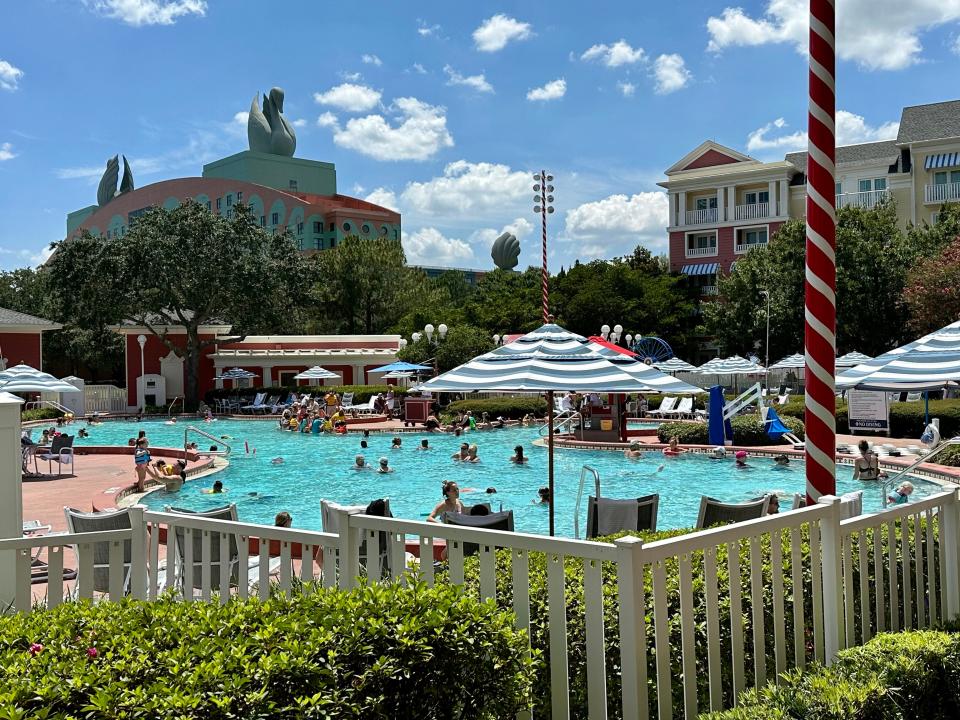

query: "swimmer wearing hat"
(735, 450), (750, 467)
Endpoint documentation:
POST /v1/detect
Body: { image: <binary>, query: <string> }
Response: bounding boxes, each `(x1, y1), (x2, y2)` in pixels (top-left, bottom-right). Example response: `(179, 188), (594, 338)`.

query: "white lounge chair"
(648, 397), (677, 417)
(665, 397), (693, 419)
(241, 392), (267, 414)
(344, 396), (378, 415)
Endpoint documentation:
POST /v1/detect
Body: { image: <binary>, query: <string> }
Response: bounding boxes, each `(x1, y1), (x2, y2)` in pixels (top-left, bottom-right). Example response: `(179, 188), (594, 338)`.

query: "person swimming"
(624, 441), (643, 459)
(377, 457), (394, 474)
(418, 439), (430, 450)
(735, 450), (750, 468)
(201, 480), (225, 494)
(773, 454), (790, 467)
(353, 454), (370, 470)
(710, 447), (726, 459)
(270, 457), (284, 465)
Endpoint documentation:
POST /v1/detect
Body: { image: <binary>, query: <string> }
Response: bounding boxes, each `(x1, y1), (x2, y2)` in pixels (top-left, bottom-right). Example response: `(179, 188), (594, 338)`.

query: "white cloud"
(291, 118), (307, 128)
(470, 217), (534, 247)
(0, 60), (23, 91)
(352, 183), (365, 194)
(652, 53), (691, 94)
(313, 83), (382, 112)
(411, 63), (427, 74)
(473, 14), (532, 52)
(746, 117), (806, 152)
(341, 71), (362, 82)
(617, 81), (636, 97)
(580, 40), (646, 67)
(316, 111), (338, 128)
(417, 20), (441, 37)
(564, 192), (670, 254)
(747, 111), (900, 153)
(83, 0), (206, 26)
(707, 0), (960, 70)
(527, 78), (566, 101)
(443, 65), (494, 93)
(365, 187), (399, 212)
(403, 227), (475, 265)
(401, 161), (530, 217)
(0, 142), (15, 161)
(361, 53), (382, 66)
(954, 34), (960, 55)
(329, 97), (453, 161)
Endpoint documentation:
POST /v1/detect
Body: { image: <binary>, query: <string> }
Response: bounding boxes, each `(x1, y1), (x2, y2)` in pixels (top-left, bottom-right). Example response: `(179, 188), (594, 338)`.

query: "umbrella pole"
(925, 391), (929, 426)
(547, 390), (555, 537)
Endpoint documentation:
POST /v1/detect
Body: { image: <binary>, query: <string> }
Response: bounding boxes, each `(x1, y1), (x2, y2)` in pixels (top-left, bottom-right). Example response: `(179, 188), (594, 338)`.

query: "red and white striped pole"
(804, 0), (837, 504)
(540, 170), (550, 323)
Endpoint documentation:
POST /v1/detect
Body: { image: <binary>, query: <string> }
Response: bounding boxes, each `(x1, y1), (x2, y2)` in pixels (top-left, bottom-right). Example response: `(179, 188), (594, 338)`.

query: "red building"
(0, 308), (61, 370)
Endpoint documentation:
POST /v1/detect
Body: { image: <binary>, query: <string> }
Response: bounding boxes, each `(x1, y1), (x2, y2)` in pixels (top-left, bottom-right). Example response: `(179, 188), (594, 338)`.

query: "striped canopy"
(653, 357), (697, 373)
(695, 355), (766, 375)
(0, 364), (80, 394)
(215, 367), (258, 380)
(420, 323), (689, 393)
(586, 342), (703, 393)
(835, 351), (872, 368)
(768, 353), (806, 370)
(293, 366), (340, 380)
(837, 320), (960, 390)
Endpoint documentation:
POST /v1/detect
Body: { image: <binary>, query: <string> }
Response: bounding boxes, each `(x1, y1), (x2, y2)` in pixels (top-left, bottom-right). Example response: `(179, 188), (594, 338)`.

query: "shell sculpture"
(491, 232), (520, 270)
(97, 155), (135, 207)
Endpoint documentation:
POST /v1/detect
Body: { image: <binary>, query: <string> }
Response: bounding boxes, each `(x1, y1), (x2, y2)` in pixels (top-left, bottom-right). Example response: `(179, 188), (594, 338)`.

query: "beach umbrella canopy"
(369, 361), (433, 373)
(293, 366), (340, 381)
(585, 340), (703, 393)
(382, 371), (414, 378)
(837, 320), (960, 391)
(653, 357), (697, 373)
(768, 353), (806, 370)
(0, 364), (80, 394)
(215, 368), (258, 380)
(835, 351), (873, 368)
(695, 355), (766, 375)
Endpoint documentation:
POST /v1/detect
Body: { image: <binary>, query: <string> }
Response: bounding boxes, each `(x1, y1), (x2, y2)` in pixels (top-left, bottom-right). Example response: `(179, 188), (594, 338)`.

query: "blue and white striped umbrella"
(586, 342), (703, 393)
(653, 357), (697, 373)
(293, 366), (340, 380)
(695, 355), (766, 375)
(837, 320), (960, 390)
(835, 351), (872, 368)
(215, 368), (258, 380)
(768, 353), (806, 370)
(420, 323), (687, 393)
(0, 364), (80, 394)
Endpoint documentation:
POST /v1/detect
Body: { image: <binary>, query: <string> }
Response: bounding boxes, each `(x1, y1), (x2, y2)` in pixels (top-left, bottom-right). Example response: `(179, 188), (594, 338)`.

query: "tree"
(46, 201), (304, 408)
(462, 268), (549, 335)
(397, 324), (493, 373)
(904, 236), (960, 335)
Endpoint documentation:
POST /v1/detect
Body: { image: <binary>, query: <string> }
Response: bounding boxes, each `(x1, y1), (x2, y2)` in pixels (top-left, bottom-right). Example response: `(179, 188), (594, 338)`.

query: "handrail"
(24, 399), (73, 415)
(168, 396), (183, 417)
(184, 425), (231, 457)
(879, 436), (960, 500)
(540, 409), (582, 438)
(573, 465), (601, 539)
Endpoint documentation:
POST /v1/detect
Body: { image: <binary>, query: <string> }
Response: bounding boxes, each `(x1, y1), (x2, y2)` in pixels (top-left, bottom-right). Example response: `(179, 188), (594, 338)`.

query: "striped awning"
(0, 364), (81, 393)
(586, 341), (703, 393)
(925, 152), (960, 170)
(837, 320), (960, 390)
(768, 353), (805, 370)
(695, 355), (766, 375)
(653, 357), (697, 373)
(420, 323), (691, 393)
(681, 262), (719, 276)
(835, 351), (872, 368)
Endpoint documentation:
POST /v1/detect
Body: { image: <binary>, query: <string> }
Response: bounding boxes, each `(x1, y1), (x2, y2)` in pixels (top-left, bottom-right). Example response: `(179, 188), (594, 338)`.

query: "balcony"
(835, 189), (890, 209)
(734, 202), (769, 220)
(700, 285), (719, 296)
(684, 208), (718, 225)
(734, 239), (768, 254)
(685, 244), (718, 258)
(925, 182), (960, 204)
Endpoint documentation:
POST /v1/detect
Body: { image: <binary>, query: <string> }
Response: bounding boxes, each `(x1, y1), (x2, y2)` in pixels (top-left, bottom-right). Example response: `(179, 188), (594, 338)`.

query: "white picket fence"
(84, 384), (128, 413)
(4, 489), (959, 720)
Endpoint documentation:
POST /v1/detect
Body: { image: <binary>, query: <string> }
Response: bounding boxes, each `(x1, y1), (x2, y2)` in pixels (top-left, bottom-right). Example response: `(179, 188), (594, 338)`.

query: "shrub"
(204, 384), (409, 406)
(21, 408), (63, 422)
(779, 396), (960, 440)
(0, 581), (536, 719)
(707, 630), (960, 719)
(446, 396), (547, 419)
(938, 445), (960, 467)
(657, 415), (805, 445)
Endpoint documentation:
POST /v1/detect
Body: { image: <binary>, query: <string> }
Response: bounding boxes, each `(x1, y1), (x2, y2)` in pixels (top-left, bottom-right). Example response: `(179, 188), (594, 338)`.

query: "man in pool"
(353, 454), (370, 470)
(774, 454), (790, 467)
(452, 442), (469, 461)
(624, 441), (643, 459)
(417, 439), (430, 451)
(202, 480), (225, 494)
(377, 457), (394, 474)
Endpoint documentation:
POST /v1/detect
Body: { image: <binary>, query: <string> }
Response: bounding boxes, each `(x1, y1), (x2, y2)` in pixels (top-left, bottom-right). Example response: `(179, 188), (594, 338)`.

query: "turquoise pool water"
(625, 420), (664, 430)
(71, 419), (943, 537)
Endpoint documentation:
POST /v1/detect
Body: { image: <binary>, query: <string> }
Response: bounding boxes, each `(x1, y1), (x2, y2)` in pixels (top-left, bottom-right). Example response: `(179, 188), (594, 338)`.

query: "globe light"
(438, 323), (448, 340)
(534, 205), (542, 213)
(398, 338), (407, 349)
(625, 334), (633, 346)
(424, 323), (435, 342)
(614, 324), (623, 335)
(493, 334), (501, 345)
(600, 324), (610, 340)
(412, 332), (422, 343)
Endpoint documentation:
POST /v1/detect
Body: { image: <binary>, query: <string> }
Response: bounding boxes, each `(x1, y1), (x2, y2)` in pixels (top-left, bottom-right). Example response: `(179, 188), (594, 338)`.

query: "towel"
(596, 497), (639, 536)
(320, 500), (368, 532)
(840, 491), (863, 519)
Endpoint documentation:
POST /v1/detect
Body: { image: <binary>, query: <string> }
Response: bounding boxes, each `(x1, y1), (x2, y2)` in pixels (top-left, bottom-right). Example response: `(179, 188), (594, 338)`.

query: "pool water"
(625, 420), (664, 430)
(72, 419), (943, 537)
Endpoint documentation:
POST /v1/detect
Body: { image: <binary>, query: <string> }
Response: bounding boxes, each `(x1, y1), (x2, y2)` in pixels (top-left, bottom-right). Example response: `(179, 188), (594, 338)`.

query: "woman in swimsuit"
(852, 440), (886, 481)
(427, 480), (465, 522)
(133, 437), (152, 492)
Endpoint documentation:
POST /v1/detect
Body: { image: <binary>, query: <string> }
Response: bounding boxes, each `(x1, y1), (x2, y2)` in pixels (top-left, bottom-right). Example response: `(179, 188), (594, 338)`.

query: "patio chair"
(441, 510), (515, 557)
(696, 495), (770, 529)
(648, 397), (677, 417)
(344, 396), (378, 415)
(320, 498), (395, 578)
(39, 435), (75, 477)
(586, 494), (659, 538)
(341, 392), (354, 407)
(241, 392), (267, 414)
(667, 397), (693, 419)
(163, 504), (281, 593)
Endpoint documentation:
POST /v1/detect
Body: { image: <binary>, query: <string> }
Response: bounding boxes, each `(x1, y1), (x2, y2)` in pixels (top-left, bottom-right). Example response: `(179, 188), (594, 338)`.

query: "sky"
(1, 0), (959, 271)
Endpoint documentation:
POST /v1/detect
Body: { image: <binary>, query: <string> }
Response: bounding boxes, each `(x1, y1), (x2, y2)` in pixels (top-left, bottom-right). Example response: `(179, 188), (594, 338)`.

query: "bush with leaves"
(204, 384), (409, 406)
(657, 415), (805, 445)
(0, 581), (536, 719)
(445, 396), (547, 420)
(21, 408), (64, 423)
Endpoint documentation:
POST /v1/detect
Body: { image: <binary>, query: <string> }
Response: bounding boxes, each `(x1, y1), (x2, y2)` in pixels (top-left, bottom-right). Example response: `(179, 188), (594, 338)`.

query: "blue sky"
(1, 0), (959, 271)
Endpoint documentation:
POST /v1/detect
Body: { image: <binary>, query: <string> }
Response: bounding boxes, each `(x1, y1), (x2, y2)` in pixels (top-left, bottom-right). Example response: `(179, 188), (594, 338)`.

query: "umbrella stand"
(547, 389), (555, 537)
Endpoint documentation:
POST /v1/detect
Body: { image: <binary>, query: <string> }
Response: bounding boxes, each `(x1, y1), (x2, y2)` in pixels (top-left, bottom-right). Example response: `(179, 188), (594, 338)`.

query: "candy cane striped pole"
(805, 0), (837, 504)
(541, 170), (550, 323)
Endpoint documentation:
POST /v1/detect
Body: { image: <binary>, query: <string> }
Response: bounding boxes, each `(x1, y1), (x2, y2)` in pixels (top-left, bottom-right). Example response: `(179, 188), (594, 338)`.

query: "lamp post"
(136, 334), (147, 410)
(421, 323), (448, 376)
(760, 290), (771, 393)
(533, 171), (555, 323)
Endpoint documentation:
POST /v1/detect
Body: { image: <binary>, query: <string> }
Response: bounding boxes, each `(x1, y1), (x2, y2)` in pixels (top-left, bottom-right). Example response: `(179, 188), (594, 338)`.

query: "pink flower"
(29, 643), (43, 655)
(87, 647), (98, 658)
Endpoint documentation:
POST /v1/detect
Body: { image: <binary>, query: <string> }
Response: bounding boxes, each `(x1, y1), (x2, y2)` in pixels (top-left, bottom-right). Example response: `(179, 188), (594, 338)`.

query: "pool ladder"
(184, 426), (232, 458)
(878, 436), (960, 502)
(573, 465), (601, 539)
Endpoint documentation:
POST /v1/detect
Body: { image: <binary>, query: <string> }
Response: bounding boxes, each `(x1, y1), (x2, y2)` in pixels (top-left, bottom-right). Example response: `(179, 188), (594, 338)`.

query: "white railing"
(700, 285), (719, 295)
(835, 189), (890, 209)
(734, 240), (769, 254)
(925, 182), (960, 204)
(684, 208), (718, 225)
(734, 202), (769, 220)
(85, 385), (127, 414)
(5, 490), (959, 719)
(685, 245), (718, 258)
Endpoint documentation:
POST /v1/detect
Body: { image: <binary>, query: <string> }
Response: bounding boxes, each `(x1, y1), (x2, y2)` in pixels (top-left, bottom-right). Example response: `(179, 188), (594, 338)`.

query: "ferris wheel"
(631, 336), (674, 364)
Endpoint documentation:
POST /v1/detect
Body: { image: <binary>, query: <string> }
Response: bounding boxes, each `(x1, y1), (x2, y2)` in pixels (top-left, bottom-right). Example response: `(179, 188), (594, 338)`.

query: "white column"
(354, 363), (367, 386)
(716, 187), (724, 221)
(767, 181), (777, 217)
(0, 394), (23, 599)
(779, 179), (789, 216)
(261, 366), (273, 387)
(668, 193), (676, 226)
(726, 185), (736, 221)
(678, 191), (687, 226)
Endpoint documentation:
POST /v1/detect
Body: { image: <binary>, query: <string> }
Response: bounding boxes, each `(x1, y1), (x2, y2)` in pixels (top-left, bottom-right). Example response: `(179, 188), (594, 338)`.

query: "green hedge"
(706, 630), (960, 719)
(778, 396), (960, 439)
(446, 396), (547, 419)
(657, 415), (805, 445)
(205, 384), (410, 406)
(21, 408), (64, 422)
(0, 581), (535, 719)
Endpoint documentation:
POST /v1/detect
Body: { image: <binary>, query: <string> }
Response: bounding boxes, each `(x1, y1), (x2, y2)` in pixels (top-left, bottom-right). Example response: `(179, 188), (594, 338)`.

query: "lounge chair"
(665, 397), (693, 419)
(40, 435), (75, 477)
(241, 392), (267, 414)
(648, 397), (677, 417)
(696, 496), (770, 529)
(344, 396), (378, 415)
(586, 494), (659, 538)
(441, 510), (515, 557)
(321, 498), (395, 578)
(340, 392), (354, 408)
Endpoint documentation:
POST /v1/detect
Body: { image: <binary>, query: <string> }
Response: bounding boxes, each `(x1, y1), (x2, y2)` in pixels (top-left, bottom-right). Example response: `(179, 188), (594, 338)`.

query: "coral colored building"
(0, 307), (61, 371)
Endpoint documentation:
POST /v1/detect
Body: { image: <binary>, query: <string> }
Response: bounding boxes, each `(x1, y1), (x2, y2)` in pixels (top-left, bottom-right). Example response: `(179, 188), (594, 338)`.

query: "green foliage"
(778, 397), (960, 440)
(445, 396), (547, 419)
(0, 581), (536, 719)
(905, 234), (960, 336)
(462, 268), (545, 335)
(204, 384), (408, 405)
(20, 408), (64, 422)
(397, 324), (494, 373)
(707, 630), (960, 719)
(657, 415), (805, 445)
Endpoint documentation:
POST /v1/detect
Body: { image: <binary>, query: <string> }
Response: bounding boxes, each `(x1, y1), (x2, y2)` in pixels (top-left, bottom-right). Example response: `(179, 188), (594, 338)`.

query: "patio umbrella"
(293, 366), (339, 381)
(383, 371), (414, 378)
(215, 368), (258, 380)
(653, 357), (697, 373)
(369, 361), (433, 373)
(585, 339), (703, 393)
(420, 322), (666, 535)
(0, 364), (80, 394)
(836, 351), (873, 368)
(695, 355), (766, 394)
(768, 353), (806, 370)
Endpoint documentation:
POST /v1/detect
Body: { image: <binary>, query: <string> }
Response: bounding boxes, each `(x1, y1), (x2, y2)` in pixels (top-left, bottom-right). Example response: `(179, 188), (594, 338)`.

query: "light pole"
(760, 290), (771, 393)
(422, 323), (448, 376)
(136, 334), (147, 410)
(533, 171), (555, 323)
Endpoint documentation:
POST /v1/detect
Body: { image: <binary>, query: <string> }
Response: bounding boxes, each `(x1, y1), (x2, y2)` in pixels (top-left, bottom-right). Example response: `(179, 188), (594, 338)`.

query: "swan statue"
(247, 87), (296, 157)
(96, 155), (135, 207)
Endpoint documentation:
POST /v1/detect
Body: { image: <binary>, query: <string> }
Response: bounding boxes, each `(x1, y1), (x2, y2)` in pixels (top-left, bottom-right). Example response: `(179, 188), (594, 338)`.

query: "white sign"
(848, 390), (890, 432)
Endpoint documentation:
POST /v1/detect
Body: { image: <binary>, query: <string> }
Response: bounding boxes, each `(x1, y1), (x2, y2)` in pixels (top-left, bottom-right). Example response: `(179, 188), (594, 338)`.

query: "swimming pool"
(71, 419), (943, 537)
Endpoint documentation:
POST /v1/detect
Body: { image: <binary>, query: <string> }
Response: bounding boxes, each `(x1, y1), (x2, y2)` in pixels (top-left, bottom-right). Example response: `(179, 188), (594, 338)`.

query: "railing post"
(817, 495), (844, 664)
(0, 394), (23, 601)
(942, 488), (960, 620)
(128, 504), (148, 600)
(337, 509), (359, 591)
(616, 536), (647, 720)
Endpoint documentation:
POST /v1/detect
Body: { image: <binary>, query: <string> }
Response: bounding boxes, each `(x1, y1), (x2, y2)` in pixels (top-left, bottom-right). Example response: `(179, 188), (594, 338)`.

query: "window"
(744, 191), (769, 205)
(216, 197), (222, 210)
(315, 238), (323, 250)
(329, 222), (335, 231)
(695, 197), (718, 210)
(343, 222), (352, 232)
(289, 180), (298, 191)
(236, 191), (242, 202)
(297, 238), (304, 250)
(226, 209), (233, 219)
(260, 215), (266, 227)
(380, 225), (388, 236)
(226, 194), (233, 207)
(313, 221), (322, 233)
(687, 234), (716, 250)
(205, 200), (212, 211)
(859, 178), (887, 193)
(271, 212), (279, 225)
(330, 238), (337, 248)
(835, 182), (842, 195)
(297, 222), (304, 235)
(361, 223), (370, 234)
(934, 170), (960, 185)
(743, 229), (768, 246)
